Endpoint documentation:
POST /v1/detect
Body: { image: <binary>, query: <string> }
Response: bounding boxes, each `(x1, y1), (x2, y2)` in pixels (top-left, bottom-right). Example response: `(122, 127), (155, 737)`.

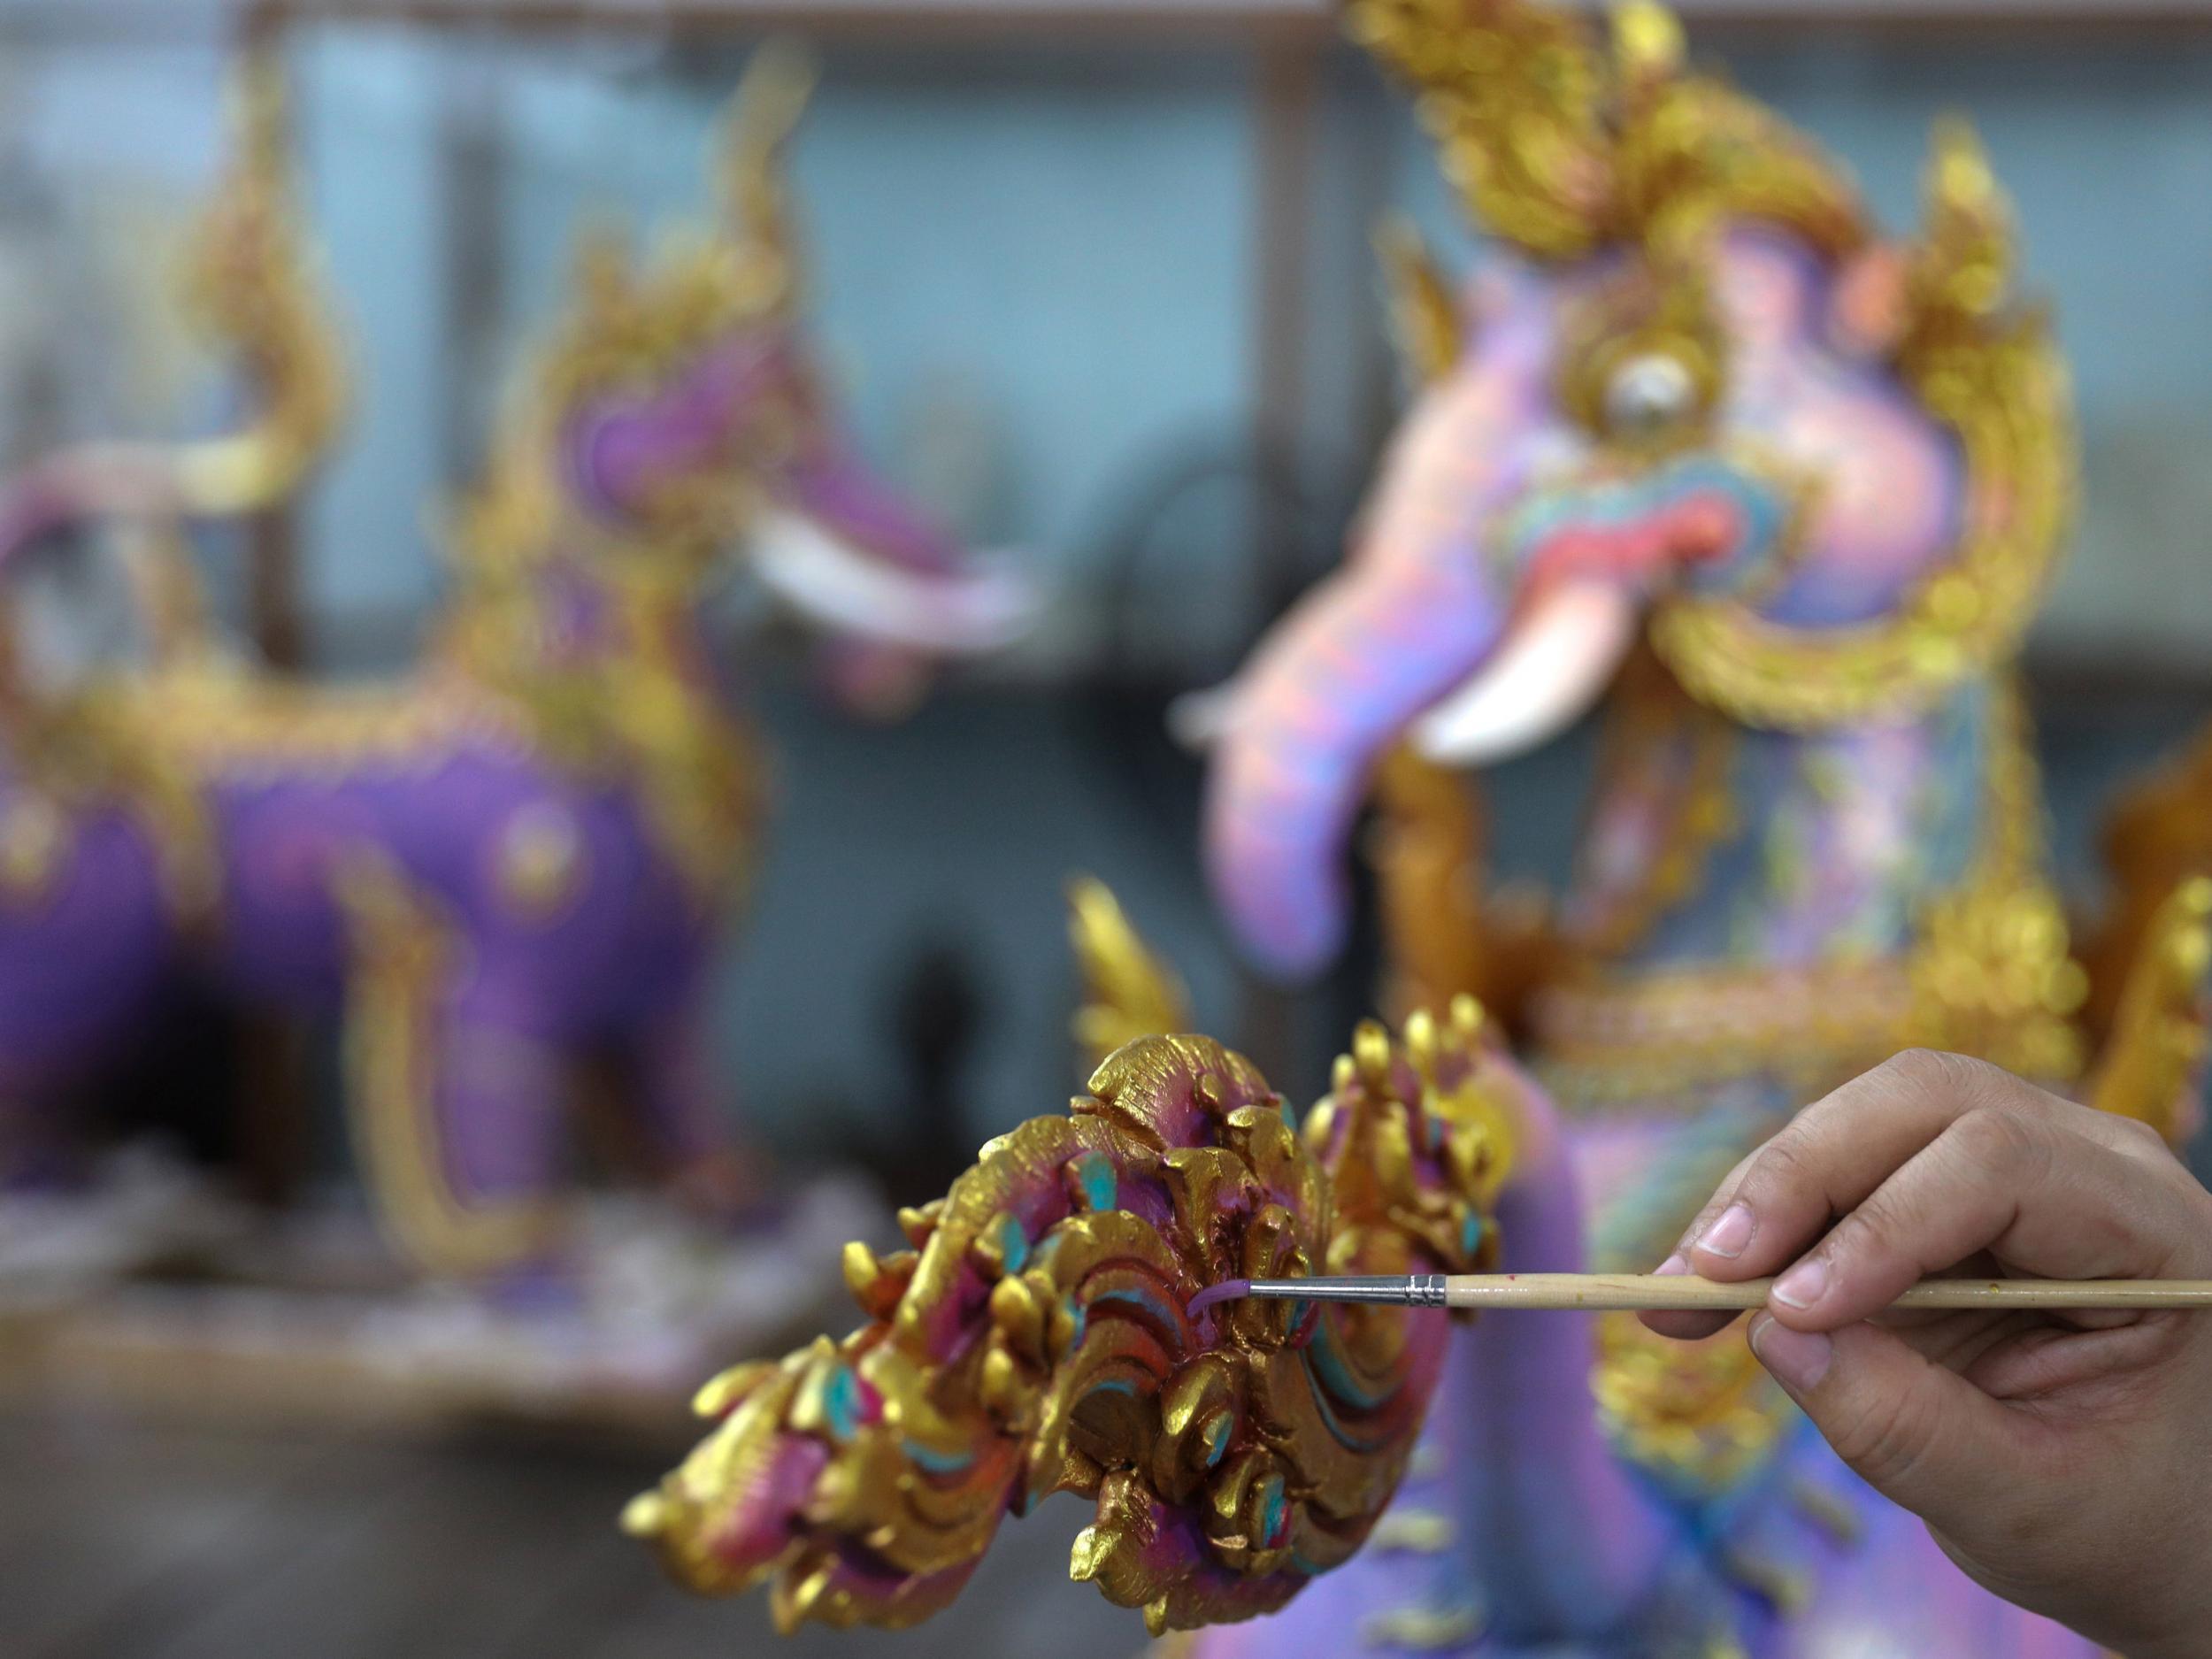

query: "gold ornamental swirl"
(628, 1013), (1520, 1637)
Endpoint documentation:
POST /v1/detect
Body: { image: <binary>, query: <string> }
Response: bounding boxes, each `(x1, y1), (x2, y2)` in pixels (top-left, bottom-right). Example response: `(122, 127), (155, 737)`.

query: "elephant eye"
(1601, 350), (1701, 442)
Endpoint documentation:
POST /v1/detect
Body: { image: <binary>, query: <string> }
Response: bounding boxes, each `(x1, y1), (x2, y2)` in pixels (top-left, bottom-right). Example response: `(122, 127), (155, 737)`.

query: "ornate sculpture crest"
(629, 1014), (1520, 1635)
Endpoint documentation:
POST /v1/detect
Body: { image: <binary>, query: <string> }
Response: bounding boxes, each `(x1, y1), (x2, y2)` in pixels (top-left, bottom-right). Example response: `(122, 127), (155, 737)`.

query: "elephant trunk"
(1206, 555), (1504, 980)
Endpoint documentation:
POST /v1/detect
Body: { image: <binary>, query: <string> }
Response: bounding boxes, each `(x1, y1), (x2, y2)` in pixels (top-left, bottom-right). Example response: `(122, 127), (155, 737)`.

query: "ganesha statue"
(630, 1), (2209, 1654)
(0, 46), (1026, 1289)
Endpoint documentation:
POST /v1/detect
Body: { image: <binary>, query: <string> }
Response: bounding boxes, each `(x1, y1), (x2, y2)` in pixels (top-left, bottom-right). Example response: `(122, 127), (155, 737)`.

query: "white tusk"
(749, 508), (1037, 654)
(1411, 580), (1639, 767)
(1167, 684), (1237, 753)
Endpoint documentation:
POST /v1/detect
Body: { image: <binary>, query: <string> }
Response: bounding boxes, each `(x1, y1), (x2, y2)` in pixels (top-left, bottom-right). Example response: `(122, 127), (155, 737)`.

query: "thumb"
(1749, 1315), (2014, 1525)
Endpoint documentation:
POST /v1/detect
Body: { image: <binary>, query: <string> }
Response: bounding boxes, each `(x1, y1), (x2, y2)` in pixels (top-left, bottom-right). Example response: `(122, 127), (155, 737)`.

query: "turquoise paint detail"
(1203, 1413), (1232, 1468)
(1309, 1316), (1395, 1413)
(906, 1440), (976, 1476)
(994, 1212), (1030, 1274)
(1090, 1284), (1179, 1329)
(1295, 1317), (1405, 1455)
(1461, 1211), (1486, 1257)
(823, 1365), (865, 1443)
(1071, 1152), (1118, 1213)
(1258, 1476), (1287, 1545)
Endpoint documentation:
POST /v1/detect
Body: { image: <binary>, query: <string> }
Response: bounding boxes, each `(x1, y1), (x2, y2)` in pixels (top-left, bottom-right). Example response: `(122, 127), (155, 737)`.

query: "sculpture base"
(0, 1154), (879, 1446)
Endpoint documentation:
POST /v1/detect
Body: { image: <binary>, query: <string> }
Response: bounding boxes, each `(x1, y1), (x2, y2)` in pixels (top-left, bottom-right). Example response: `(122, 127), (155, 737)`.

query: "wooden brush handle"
(1443, 1274), (2212, 1314)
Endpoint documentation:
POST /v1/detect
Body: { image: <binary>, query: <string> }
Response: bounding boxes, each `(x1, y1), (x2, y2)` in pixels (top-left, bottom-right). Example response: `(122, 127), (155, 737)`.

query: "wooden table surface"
(0, 1404), (1141, 1659)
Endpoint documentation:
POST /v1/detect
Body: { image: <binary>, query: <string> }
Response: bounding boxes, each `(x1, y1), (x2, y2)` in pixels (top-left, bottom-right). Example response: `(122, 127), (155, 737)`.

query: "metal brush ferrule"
(1244, 1276), (1447, 1309)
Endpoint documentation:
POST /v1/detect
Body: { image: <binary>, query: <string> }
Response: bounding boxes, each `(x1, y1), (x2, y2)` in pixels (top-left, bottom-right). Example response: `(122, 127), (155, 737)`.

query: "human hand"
(1644, 1051), (2212, 1658)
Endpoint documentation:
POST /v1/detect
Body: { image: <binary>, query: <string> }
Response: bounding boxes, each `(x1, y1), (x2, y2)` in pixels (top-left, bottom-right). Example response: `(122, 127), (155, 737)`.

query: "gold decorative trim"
(1594, 1313), (1793, 1497)
(1366, 1507), (1456, 1556)
(338, 855), (565, 1278)
(1538, 677), (2086, 1111)
(1532, 957), (1912, 1116)
(125, 664), (527, 773)
(1375, 216), (1466, 388)
(1359, 1602), (1486, 1652)
(2088, 876), (2212, 1145)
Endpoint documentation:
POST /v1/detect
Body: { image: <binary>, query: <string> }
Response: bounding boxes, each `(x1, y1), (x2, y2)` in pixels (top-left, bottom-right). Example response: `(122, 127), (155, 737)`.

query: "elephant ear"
(1375, 217), (1466, 391)
(626, 1013), (1520, 1637)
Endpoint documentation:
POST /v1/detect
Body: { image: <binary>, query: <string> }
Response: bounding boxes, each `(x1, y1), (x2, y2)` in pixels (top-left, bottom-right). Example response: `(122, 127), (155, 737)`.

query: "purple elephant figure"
(0, 47), (1028, 1282)
(638, 3), (2207, 1656)
(1184, 3), (2195, 1655)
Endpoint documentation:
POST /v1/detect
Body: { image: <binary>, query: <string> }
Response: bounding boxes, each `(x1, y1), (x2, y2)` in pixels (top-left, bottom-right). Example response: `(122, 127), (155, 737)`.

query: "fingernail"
(1772, 1256), (1829, 1310)
(1696, 1203), (1755, 1260)
(1749, 1314), (1832, 1392)
(1655, 1254), (1689, 1278)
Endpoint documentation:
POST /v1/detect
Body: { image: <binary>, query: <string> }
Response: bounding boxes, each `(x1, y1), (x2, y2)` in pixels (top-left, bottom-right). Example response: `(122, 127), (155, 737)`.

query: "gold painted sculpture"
(628, 1012), (1520, 1636)
(0, 48), (1027, 1286)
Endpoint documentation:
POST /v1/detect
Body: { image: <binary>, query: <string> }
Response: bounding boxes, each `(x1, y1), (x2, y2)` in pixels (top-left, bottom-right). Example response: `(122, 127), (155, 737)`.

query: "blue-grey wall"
(10, 22), (2212, 1158)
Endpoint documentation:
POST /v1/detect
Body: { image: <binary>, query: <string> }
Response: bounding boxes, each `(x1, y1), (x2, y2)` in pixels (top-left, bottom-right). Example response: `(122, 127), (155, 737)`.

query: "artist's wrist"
(2093, 1576), (2212, 1659)
(2115, 1627), (2212, 1659)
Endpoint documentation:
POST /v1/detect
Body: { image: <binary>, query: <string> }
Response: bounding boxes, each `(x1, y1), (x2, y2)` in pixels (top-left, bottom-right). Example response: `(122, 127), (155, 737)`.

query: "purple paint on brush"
(1187, 1279), (1253, 1321)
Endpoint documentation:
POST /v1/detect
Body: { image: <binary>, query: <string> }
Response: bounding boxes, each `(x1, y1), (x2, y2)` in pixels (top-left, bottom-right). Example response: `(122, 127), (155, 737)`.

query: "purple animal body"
(0, 50), (1026, 1280)
(1178, 3), (2132, 1654)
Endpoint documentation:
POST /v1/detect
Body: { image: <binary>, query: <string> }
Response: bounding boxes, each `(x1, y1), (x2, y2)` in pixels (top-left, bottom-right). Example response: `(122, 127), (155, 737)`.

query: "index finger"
(1766, 1101), (2212, 1331)
(1678, 1053), (2078, 1284)
(1642, 1054), (2053, 1341)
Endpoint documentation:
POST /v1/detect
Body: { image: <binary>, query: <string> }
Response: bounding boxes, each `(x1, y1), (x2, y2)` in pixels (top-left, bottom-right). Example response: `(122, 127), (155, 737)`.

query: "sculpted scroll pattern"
(628, 1013), (1519, 1636)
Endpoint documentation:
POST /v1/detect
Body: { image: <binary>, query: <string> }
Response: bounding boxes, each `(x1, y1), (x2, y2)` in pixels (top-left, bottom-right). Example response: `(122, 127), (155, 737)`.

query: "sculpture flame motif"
(629, 1015), (1518, 1636)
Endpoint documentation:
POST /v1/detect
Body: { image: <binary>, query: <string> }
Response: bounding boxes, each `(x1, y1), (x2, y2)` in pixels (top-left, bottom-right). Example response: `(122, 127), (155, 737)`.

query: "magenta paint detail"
(1184, 1279), (1252, 1323)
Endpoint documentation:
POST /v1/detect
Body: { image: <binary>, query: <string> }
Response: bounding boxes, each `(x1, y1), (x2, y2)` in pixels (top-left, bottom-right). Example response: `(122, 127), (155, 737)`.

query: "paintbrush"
(1186, 1273), (2212, 1318)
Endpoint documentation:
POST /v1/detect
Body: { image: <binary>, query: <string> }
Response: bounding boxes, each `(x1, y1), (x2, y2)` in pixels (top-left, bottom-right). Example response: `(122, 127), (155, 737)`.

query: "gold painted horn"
(1344, 0), (1616, 258)
(172, 48), (349, 515)
(720, 39), (818, 305)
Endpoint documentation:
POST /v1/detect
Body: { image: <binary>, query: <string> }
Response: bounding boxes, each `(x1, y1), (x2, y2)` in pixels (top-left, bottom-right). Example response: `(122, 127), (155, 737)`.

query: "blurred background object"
(0, 1), (2209, 1655)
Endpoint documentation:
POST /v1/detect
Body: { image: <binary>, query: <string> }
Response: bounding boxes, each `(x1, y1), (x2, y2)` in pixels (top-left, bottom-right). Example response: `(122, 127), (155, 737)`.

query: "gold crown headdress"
(1353, 0), (2072, 733)
(1348, 0), (1863, 265)
(535, 40), (818, 412)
